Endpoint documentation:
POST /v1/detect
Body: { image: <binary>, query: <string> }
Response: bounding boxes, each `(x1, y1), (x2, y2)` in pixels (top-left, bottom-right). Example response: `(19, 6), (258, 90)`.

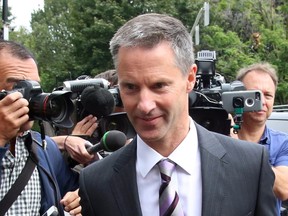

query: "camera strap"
(0, 139), (37, 215)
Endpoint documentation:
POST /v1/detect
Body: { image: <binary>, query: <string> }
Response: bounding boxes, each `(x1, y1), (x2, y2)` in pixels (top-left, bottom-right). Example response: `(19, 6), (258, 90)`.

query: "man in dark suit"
(79, 13), (277, 216)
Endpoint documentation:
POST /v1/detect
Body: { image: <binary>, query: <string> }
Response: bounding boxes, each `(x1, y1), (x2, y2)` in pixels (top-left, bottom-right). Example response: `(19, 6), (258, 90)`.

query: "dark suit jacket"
(79, 123), (277, 216)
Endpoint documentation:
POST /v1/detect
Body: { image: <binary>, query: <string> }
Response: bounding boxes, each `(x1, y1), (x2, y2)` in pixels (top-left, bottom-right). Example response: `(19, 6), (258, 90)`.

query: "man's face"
(117, 42), (196, 148)
(0, 53), (40, 131)
(241, 70), (276, 125)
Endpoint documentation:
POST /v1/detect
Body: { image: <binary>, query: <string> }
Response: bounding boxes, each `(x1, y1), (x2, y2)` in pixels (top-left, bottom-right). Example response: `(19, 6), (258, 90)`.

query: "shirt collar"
(137, 117), (198, 177)
(18, 130), (30, 138)
(259, 126), (269, 145)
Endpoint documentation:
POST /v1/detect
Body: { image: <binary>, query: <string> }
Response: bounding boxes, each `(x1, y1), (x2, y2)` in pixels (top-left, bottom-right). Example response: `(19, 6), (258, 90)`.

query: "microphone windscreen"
(101, 130), (127, 151)
(81, 86), (115, 118)
(87, 130), (127, 153)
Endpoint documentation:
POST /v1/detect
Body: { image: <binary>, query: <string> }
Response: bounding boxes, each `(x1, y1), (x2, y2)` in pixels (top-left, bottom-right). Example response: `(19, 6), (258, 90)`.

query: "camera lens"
(245, 98), (255, 107)
(29, 91), (74, 128)
(48, 96), (67, 118)
(232, 97), (244, 108)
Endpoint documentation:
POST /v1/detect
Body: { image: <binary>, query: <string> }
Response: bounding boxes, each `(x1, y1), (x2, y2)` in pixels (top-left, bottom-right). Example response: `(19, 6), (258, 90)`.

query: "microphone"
(62, 78), (110, 93)
(67, 130), (127, 168)
(80, 85), (115, 118)
(87, 130), (127, 154)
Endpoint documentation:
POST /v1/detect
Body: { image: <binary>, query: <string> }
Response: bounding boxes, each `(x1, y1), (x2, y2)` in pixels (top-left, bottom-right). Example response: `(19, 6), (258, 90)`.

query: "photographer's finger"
(13, 103), (30, 116)
(0, 91), (24, 105)
(69, 206), (82, 216)
(77, 147), (94, 164)
(67, 144), (94, 164)
(71, 116), (93, 135)
(2, 101), (29, 128)
(80, 116), (97, 132)
(0, 111), (29, 146)
(61, 190), (81, 214)
(78, 115), (94, 127)
(65, 197), (80, 211)
(85, 121), (98, 136)
(0, 95), (28, 116)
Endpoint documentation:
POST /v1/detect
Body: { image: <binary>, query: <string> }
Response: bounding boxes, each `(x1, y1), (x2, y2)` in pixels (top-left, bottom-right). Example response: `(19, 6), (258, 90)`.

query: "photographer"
(231, 62), (288, 216)
(0, 40), (80, 216)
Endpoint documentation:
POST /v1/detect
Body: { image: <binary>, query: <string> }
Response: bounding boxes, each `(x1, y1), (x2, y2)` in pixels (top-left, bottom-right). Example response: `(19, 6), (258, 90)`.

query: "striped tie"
(158, 159), (184, 216)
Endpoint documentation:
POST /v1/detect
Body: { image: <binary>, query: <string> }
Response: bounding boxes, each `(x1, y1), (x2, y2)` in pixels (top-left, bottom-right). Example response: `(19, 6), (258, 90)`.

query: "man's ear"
(187, 64), (197, 92)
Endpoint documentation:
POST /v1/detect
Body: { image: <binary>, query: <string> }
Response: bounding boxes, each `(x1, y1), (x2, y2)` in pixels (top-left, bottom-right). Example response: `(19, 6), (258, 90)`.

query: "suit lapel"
(109, 140), (142, 215)
(107, 124), (230, 215)
(195, 124), (229, 216)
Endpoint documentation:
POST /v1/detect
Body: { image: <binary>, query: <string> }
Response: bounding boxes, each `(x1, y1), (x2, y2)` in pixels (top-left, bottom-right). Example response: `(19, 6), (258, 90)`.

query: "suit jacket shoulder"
(195, 123), (277, 216)
(80, 140), (142, 215)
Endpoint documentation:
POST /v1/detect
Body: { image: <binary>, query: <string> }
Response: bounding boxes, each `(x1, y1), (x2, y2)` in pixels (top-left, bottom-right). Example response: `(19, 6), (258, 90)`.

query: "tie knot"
(157, 159), (176, 180)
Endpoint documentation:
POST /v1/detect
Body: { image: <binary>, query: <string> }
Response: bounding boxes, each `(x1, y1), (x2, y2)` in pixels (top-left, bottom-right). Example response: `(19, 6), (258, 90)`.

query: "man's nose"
(137, 89), (156, 114)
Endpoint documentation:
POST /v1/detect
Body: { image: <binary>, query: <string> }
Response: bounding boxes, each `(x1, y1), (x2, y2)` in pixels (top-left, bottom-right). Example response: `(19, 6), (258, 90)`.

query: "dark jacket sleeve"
(255, 145), (278, 215)
(32, 131), (79, 215)
(79, 168), (95, 216)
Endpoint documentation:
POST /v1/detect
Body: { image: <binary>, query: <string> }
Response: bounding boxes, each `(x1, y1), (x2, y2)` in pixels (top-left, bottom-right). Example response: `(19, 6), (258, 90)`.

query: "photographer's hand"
(52, 115), (99, 165)
(0, 92), (29, 147)
(72, 115), (98, 136)
(228, 114), (239, 139)
(52, 135), (95, 165)
(63, 136), (95, 165)
(60, 189), (82, 216)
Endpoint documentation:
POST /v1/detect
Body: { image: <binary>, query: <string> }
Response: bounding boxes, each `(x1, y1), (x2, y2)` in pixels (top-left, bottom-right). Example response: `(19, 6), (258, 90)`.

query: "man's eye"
(122, 83), (136, 91)
(265, 94), (274, 99)
(126, 84), (135, 90)
(154, 83), (166, 89)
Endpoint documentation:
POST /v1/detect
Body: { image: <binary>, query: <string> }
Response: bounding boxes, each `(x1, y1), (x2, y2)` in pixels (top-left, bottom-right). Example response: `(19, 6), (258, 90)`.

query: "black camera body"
(0, 80), (42, 100)
(60, 78), (122, 123)
(0, 80), (74, 128)
(45, 78), (126, 143)
(190, 50), (262, 135)
(108, 86), (123, 108)
(98, 112), (136, 139)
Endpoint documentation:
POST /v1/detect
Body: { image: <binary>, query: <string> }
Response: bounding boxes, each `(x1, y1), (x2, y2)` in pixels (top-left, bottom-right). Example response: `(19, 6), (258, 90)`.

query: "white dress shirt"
(136, 117), (202, 216)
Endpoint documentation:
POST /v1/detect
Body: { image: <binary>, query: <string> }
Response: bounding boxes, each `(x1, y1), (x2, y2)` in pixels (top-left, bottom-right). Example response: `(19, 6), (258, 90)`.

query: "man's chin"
(251, 115), (267, 124)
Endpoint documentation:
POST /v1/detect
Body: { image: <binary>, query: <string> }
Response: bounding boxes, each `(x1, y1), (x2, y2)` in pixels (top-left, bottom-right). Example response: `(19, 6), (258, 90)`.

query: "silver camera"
(221, 90), (262, 113)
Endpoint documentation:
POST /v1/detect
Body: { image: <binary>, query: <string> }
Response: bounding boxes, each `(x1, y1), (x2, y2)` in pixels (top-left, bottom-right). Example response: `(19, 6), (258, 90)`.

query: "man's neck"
(238, 123), (265, 143)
